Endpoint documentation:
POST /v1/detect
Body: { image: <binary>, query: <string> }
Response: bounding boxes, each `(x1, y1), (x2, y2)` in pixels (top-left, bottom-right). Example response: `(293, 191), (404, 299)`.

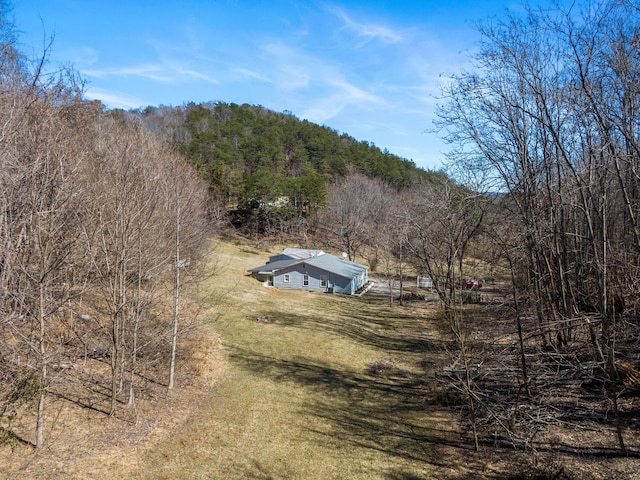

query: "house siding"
(274, 263), (354, 294)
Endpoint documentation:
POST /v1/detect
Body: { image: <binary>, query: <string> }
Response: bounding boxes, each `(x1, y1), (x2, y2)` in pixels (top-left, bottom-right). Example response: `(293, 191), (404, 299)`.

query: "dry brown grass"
(0, 245), (228, 479)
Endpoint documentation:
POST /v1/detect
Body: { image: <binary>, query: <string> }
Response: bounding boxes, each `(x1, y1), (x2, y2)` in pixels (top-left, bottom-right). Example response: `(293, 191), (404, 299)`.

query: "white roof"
(281, 248), (325, 259)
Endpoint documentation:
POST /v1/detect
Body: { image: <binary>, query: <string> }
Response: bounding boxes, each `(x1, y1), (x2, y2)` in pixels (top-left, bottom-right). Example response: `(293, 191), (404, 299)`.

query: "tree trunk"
(35, 282), (47, 448)
(169, 205), (180, 389)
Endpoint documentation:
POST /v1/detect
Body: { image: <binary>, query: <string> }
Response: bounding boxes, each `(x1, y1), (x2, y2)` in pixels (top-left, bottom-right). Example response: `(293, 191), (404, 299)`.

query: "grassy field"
(133, 241), (460, 480)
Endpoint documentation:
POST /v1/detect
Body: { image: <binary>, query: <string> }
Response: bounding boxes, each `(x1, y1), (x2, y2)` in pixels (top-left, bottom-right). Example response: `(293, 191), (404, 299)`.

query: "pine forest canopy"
(132, 102), (441, 217)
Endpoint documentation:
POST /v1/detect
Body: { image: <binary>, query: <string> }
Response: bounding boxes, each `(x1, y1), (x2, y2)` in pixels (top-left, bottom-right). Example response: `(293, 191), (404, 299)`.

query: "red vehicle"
(457, 278), (482, 290)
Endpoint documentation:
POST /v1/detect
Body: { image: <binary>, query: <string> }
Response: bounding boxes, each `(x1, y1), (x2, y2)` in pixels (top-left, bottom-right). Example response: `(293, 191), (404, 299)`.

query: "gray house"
(248, 248), (369, 295)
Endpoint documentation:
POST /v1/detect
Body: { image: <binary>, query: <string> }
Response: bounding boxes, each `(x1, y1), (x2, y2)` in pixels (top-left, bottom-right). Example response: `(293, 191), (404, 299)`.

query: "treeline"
(439, 0), (640, 347)
(431, 0), (640, 456)
(0, 14), (211, 448)
(130, 102), (437, 235)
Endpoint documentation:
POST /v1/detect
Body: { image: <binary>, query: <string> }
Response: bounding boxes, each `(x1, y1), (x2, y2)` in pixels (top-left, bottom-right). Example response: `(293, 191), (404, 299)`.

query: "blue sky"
(12, 1), (518, 170)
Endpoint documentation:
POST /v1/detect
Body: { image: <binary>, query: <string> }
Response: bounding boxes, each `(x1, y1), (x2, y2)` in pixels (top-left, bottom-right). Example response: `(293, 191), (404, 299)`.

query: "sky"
(12, 0), (519, 171)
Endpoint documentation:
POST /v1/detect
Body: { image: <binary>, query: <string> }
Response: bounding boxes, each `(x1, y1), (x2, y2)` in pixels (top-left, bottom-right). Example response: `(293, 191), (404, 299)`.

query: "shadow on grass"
(229, 345), (424, 400)
(383, 472), (429, 480)
(243, 459), (278, 480)
(258, 305), (442, 356)
(228, 343), (472, 475)
(229, 284), (640, 479)
(232, 297), (483, 478)
(50, 391), (110, 416)
(233, 304), (640, 479)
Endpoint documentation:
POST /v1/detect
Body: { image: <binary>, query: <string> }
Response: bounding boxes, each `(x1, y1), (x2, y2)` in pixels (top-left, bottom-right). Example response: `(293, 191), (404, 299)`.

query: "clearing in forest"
(134, 242), (471, 479)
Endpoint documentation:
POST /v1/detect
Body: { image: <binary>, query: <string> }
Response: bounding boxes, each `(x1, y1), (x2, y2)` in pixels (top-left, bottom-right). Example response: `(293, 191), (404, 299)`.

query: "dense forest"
(126, 102), (441, 235)
(2, 0), (640, 475)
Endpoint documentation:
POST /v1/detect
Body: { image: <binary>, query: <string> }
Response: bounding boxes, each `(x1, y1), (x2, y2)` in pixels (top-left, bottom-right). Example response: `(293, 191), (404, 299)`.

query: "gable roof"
(304, 254), (368, 280)
(247, 258), (300, 275)
(248, 251), (367, 280)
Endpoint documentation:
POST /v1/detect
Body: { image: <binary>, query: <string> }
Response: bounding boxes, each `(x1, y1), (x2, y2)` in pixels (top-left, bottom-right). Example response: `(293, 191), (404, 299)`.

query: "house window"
(303, 274), (309, 286)
(284, 274), (290, 283)
(320, 275), (327, 288)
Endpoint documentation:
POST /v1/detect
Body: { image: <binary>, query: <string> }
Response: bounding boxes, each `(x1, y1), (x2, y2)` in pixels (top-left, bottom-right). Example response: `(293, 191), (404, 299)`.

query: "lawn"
(133, 241), (458, 479)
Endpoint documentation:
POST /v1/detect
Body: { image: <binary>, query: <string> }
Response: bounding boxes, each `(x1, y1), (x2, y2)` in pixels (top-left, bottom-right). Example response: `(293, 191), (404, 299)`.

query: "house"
(248, 248), (369, 295)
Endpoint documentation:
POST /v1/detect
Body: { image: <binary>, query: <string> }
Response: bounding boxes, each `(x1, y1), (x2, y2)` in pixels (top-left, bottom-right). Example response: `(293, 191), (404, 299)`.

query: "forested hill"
(133, 102), (438, 206)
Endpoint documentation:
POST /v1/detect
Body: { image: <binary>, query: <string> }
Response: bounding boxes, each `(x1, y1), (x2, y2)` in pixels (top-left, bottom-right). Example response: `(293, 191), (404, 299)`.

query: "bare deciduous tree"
(323, 172), (382, 263)
(162, 152), (209, 390)
(405, 181), (484, 312)
(436, 0), (640, 454)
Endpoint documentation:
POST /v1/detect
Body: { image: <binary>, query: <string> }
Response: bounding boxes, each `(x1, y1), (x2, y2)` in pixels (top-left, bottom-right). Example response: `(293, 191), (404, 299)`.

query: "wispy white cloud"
(232, 67), (271, 83)
(79, 24), (220, 85)
(299, 77), (386, 125)
(326, 77), (383, 105)
(82, 64), (166, 81)
(73, 46), (99, 66)
(82, 62), (218, 84)
(261, 42), (311, 90)
(280, 66), (311, 90)
(326, 5), (403, 45)
(301, 102), (343, 125)
(172, 66), (219, 84)
(84, 87), (145, 109)
(259, 39), (386, 124)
